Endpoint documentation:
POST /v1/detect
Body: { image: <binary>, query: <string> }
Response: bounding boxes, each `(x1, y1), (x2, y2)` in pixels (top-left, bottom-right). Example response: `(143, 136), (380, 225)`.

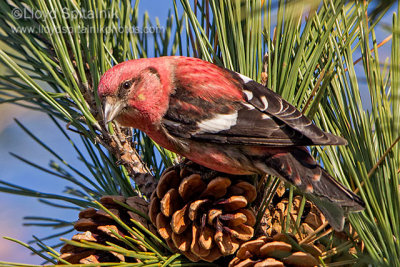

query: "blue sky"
(0, 1), (396, 264)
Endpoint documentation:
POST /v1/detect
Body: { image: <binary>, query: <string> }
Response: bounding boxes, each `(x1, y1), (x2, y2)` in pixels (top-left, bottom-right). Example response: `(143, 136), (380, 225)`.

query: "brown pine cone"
(149, 162), (257, 262)
(229, 234), (320, 267)
(260, 187), (361, 265)
(59, 195), (154, 264)
(261, 187), (327, 240)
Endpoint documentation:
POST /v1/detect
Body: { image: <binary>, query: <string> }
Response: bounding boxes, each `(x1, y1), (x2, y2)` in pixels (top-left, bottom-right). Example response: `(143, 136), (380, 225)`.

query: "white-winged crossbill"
(98, 56), (364, 231)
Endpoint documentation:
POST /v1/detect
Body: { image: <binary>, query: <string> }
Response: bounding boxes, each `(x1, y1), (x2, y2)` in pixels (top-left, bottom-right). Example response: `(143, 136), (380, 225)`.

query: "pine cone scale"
(199, 225), (214, 250)
(156, 213), (172, 239)
(160, 188), (180, 217)
(200, 177), (231, 198)
(171, 204), (190, 234)
(178, 174), (206, 201)
(189, 199), (209, 220)
(191, 225), (211, 257)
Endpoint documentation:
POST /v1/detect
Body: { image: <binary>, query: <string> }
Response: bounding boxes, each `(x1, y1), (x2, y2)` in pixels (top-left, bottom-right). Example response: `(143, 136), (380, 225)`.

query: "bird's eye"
(122, 81), (132, 90)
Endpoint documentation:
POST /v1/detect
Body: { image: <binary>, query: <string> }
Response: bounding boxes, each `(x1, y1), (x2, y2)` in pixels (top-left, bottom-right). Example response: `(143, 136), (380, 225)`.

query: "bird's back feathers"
(164, 57), (347, 147)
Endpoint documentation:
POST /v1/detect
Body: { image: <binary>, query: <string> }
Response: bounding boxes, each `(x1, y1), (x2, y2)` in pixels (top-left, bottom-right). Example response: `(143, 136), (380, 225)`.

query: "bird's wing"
(163, 62), (346, 147)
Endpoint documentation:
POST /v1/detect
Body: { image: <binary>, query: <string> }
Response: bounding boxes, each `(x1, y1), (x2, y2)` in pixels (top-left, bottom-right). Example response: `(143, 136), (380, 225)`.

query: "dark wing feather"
(163, 63), (346, 147)
(233, 72), (347, 146)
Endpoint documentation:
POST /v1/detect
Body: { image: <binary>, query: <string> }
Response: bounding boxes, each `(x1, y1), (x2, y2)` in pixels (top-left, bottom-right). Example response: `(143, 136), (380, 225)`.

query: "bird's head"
(98, 58), (173, 129)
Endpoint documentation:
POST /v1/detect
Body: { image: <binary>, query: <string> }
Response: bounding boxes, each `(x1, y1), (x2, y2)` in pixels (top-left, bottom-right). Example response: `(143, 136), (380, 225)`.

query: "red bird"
(98, 56), (364, 231)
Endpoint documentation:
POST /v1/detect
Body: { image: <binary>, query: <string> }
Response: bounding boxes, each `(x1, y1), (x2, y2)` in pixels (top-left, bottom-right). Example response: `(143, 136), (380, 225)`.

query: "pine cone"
(149, 162), (257, 262)
(59, 195), (154, 264)
(229, 234), (320, 267)
(262, 193), (327, 239)
(259, 186), (361, 265)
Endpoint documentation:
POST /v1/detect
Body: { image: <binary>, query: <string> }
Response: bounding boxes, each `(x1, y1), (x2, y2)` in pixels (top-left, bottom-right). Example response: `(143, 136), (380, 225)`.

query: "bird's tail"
(262, 147), (364, 231)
